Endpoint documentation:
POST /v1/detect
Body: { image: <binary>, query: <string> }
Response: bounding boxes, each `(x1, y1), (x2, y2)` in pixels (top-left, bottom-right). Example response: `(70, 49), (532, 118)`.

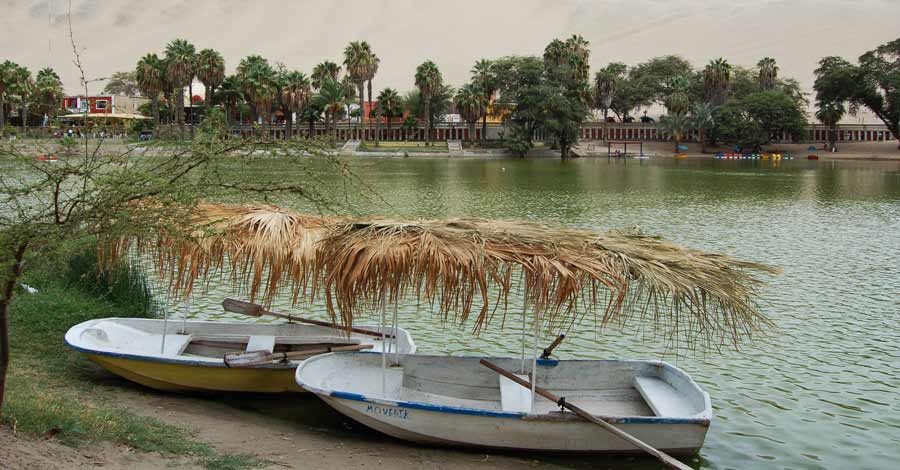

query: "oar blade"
(224, 350), (274, 368)
(223, 298), (264, 317)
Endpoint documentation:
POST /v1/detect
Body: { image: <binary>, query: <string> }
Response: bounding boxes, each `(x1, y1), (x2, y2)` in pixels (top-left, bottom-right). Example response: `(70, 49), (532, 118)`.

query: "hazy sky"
(2, 0), (898, 121)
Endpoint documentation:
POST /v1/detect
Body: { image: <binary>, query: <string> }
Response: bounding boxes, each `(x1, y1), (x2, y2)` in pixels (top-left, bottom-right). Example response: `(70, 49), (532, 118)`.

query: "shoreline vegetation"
(2, 35), (899, 158)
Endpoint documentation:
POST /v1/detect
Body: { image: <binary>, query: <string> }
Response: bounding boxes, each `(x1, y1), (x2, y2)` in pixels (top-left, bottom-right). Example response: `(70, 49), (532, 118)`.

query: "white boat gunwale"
(297, 353), (712, 426)
(65, 318), (416, 369)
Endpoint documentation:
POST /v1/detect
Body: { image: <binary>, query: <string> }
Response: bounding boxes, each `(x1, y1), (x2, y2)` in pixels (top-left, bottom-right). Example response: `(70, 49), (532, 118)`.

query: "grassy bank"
(1, 241), (265, 469)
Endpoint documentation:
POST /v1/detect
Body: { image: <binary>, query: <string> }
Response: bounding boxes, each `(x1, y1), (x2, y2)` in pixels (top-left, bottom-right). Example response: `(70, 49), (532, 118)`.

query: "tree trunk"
(188, 81), (195, 138)
(387, 118), (392, 143)
(0, 93), (5, 134)
(358, 82), (365, 143)
(0, 241), (28, 417)
(481, 108), (487, 143)
(425, 98), (431, 146)
(700, 130), (706, 153)
(176, 90), (184, 136)
(152, 98), (160, 138)
(285, 107), (293, 140)
(674, 138), (680, 153)
(367, 80), (374, 144)
(468, 122), (475, 143)
(20, 104), (27, 135)
(204, 82), (211, 113)
(332, 111), (337, 142)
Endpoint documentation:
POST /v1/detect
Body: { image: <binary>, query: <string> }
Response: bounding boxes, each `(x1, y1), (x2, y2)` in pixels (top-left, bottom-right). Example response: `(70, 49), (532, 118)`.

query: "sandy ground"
(0, 427), (199, 470)
(3, 371), (665, 470)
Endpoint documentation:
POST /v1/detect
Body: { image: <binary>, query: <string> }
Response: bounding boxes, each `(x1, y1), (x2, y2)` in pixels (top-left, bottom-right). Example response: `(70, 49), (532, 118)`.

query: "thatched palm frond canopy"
(118, 204), (778, 347)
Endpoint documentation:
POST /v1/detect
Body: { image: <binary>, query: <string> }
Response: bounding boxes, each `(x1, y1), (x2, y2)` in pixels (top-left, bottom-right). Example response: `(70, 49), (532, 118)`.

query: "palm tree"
(237, 55), (277, 130)
(703, 58), (732, 107)
(164, 38), (196, 135)
(564, 34), (591, 82)
(11, 65), (33, 133)
(415, 60), (442, 146)
(318, 78), (350, 142)
(593, 62), (626, 140)
(815, 101), (845, 151)
(0, 60), (20, 133)
(665, 76), (691, 115)
(344, 41), (378, 142)
(660, 112), (692, 153)
(365, 48), (380, 143)
(757, 57), (778, 91)
(376, 87), (402, 141)
(34, 68), (63, 128)
(471, 59), (495, 143)
(214, 75), (244, 126)
(690, 102), (714, 153)
(455, 84), (484, 143)
(196, 48), (225, 109)
(280, 70), (310, 139)
(311, 61), (341, 90)
(136, 53), (165, 134)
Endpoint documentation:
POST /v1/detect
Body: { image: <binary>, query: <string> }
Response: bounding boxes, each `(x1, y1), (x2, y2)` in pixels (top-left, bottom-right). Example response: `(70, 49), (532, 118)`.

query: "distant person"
(640, 111), (655, 123)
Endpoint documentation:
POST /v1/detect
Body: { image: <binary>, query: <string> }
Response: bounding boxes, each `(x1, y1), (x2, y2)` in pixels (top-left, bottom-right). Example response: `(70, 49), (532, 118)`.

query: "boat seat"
(499, 374), (533, 413)
(246, 335), (276, 353)
(633, 376), (694, 417)
(162, 334), (193, 356)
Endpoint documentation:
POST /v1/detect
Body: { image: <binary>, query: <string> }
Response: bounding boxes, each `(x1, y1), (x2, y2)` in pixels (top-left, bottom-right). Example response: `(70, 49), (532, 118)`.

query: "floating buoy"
(36, 155), (59, 162)
(808, 155), (819, 160)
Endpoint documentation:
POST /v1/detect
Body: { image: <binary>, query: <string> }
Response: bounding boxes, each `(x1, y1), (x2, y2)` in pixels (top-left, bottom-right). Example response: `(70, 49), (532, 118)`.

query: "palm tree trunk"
(387, 117), (392, 143)
(188, 81), (194, 139)
(285, 107), (293, 140)
(332, 112), (337, 142)
(468, 122), (475, 143)
(204, 83), (211, 113)
(700, 130), (706, 153)
(176, 91), (184, 136)
(481, 106), (487, 143)
(0, 94), (5, 134)
(358, 82), (365, 142)
(152, 98), (160, 137)
(20, 104), (27, 135)
(425, 99), (431, 146)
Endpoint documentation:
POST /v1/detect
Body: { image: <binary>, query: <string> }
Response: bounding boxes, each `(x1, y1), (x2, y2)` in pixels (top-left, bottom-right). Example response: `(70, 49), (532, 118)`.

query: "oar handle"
(222, 299), (394, 339)
(480, 359), (693, 470)
(274, 343), (374, 362)
(540, 334), (566, 359)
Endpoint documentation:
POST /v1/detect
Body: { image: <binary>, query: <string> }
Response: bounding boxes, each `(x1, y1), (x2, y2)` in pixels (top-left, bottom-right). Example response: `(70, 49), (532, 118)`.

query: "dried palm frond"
(316, 218), (779, 347)
(106, 203), (778, 348)
(104, 202), (334, 305)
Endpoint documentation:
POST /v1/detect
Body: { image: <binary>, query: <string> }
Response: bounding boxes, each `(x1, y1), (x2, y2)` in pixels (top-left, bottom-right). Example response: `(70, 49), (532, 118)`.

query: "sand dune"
(1, 0), (897, 123)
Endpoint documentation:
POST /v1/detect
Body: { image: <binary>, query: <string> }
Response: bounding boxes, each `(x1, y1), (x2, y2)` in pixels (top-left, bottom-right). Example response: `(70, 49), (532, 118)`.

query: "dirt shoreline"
(3, 372), (665, 470)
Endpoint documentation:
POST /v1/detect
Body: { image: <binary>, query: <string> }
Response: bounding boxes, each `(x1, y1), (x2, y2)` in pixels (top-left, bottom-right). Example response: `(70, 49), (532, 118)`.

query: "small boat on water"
(296, 353), (711, 454)
(66, 317), (415, 393)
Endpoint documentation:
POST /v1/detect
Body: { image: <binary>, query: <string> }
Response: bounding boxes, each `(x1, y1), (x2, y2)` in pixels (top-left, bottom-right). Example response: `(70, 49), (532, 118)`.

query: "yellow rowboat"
(65, 318), (416, 393)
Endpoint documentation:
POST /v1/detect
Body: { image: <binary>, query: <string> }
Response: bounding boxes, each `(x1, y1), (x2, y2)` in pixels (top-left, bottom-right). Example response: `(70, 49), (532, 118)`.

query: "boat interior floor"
(179, 335), (363, 359)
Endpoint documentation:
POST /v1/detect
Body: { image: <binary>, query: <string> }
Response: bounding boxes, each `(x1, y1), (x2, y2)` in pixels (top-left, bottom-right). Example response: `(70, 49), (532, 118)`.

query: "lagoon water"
(152, 155), (900, 470)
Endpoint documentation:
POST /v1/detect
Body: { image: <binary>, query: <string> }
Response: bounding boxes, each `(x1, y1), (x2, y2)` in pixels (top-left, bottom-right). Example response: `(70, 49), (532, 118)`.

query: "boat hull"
(318, 393), (707, 454)
(85, 354), (300, 393)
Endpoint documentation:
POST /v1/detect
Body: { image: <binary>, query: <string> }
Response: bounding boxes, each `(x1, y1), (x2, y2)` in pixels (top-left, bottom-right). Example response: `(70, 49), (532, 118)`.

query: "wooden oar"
(222, 299), (393, 339)
(480, 359), (693, 470)
(540, 334), (566, 359)
(225, 343), (373, 368)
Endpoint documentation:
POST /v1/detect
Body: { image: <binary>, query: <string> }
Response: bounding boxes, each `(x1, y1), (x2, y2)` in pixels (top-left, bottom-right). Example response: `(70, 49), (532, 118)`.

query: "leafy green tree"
(415, 60), (443, 146)
(102, 71), (139, 96)
(491, 56), (546, 153)
(317, 78), (351, 141)
(714, 91), (805, 151)
(214, 74), (244, 126)
(455, 83), (484, 143)
(196, 48), (225, 107)
(164, 38), (197, 134)
(543, 37), (591, 158)
(136, 53), (165, 133)
(814, 37), (900, 148)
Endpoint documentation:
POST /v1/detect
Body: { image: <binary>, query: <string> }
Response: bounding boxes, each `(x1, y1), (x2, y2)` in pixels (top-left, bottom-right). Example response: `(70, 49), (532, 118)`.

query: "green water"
(153, 155), (900, 469)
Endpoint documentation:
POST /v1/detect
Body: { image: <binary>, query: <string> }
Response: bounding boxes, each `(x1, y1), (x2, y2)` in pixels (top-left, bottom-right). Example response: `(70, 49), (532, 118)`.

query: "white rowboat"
(65, 318), (415, 393)
(296, 353), (711, 454)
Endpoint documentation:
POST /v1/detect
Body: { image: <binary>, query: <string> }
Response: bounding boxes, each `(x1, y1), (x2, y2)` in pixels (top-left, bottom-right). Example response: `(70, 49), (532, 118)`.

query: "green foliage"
(814, 37), (900, 144)
(713, 90), (806, 151)
(102, 71), (139, 96)
(505, 124), (534, 157)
